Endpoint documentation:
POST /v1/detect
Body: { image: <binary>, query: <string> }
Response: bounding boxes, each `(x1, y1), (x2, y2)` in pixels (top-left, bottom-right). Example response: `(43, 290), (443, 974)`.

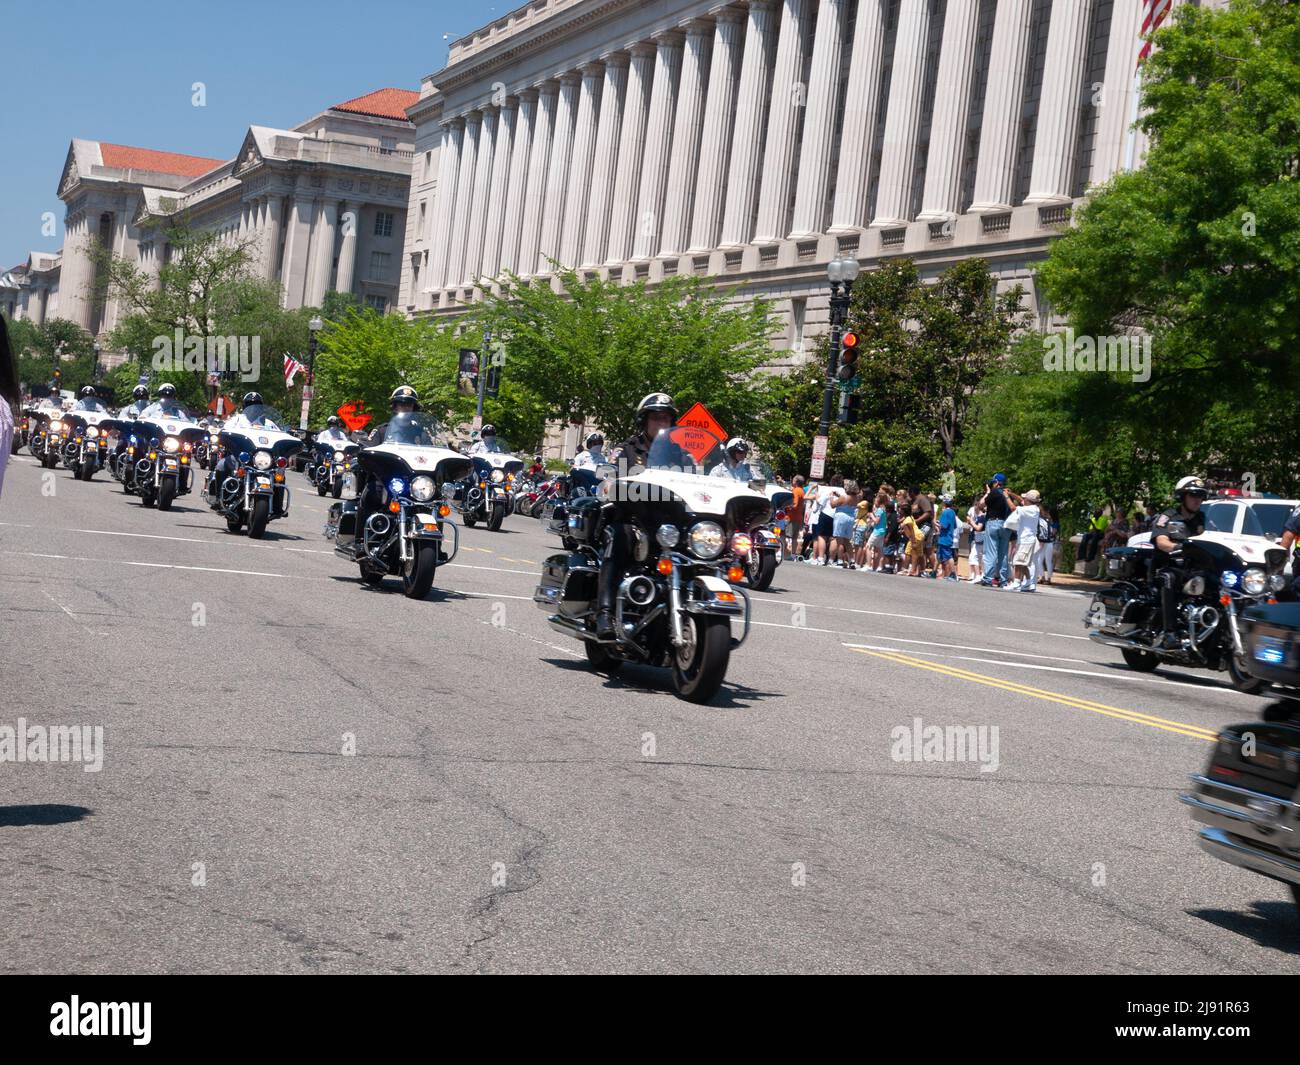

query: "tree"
(10, 318), (96, 395)
(468, 267), (783, 444)
(1032, 0), (1300, 498)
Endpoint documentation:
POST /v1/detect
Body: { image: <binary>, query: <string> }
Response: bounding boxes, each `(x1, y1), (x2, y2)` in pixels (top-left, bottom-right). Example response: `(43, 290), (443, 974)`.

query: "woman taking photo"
(0, 316), (19, 502)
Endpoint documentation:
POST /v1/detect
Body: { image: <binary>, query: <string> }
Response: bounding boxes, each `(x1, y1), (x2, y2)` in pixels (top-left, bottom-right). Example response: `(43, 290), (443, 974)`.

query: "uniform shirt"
(141, 402), (187, 420)
(573, 447), (606, 470)
(470, 440), (503, 455)
(315, 428), (351, 448)
(1283, 506), (1300, 554)
(1152, 506), (1205, 556)
(709, 460), (754, 481)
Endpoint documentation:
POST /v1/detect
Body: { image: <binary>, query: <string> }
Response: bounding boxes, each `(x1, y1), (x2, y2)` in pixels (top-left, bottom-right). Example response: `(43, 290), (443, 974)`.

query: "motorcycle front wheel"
(1227, 652), (1266, 694)
(248, 496), (270, 539)
(487, 503), (505, 531)
(331, 479), (343, 499)
(158, 477), (177, 510)
(747, 550), (777, 591)
(401, 543), (436, 599)
(672, 614), (731, 704)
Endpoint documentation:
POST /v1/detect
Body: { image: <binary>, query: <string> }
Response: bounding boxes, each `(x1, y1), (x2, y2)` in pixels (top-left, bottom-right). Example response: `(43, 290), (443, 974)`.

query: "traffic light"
(837, 390), (861, 425)
(52, 367), (62, 390)
(836, 331), (859, 384)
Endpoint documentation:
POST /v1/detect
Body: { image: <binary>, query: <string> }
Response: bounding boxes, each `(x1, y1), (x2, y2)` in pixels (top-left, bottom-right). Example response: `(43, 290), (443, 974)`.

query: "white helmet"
(1174, 475), (1208, 500)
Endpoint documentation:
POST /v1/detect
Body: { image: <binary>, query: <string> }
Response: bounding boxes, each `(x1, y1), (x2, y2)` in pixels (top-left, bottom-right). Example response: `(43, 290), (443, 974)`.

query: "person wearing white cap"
(1007, 489), (1042, 591)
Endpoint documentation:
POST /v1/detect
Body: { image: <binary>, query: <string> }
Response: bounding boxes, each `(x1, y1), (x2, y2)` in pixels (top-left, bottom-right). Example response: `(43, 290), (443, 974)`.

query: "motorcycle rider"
(364, 385), (421, 446)
(71, 385), (106, 412)
(471, 424), (504, 455)
(351, 386), (431, 559)
(140, 382), (186, 420)
(316, 415), (351, 448)
(207, 391), (269, 506)
(612, 393), (685, 471)
(710, 437), (755, 481)
(574, 432), (606, 470)
(122, 385), (151, 418)
(1151, 475), (1209, 648)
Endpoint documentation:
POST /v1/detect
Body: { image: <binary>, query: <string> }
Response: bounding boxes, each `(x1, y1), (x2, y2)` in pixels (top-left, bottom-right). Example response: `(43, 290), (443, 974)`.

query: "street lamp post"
(819, 256), (860, 438)
(301, 315), (324, 431)
(93, 340), (102, 383)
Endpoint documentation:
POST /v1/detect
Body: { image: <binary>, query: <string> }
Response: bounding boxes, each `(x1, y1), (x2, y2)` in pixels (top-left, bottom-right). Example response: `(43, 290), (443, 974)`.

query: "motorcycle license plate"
(256, 476), (271, 487)
(164, 458), (179, 469)
(414, 512), (436, 525)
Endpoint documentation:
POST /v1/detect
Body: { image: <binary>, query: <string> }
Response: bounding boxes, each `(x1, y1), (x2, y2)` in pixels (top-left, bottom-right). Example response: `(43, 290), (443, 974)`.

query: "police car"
(1130, 493), (1297, 573)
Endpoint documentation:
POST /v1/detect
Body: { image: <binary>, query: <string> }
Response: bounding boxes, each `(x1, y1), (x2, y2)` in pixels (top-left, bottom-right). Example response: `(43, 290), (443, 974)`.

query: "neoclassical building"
(1, 251), (62, 324)
(400, 0), (1217, 347)
(42, 88), (418, 341)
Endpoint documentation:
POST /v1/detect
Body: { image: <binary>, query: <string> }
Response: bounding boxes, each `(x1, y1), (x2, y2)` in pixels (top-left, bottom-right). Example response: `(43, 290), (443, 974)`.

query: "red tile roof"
(330, 88), (419, 122)
(99, 143), (225, 178)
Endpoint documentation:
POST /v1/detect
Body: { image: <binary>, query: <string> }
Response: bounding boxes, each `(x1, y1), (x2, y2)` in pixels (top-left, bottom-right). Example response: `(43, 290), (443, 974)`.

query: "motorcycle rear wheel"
(464, 512), (478, 528)
(672, 615), (731, 704)
(316, 480), (327, 496)
(360, 566), (386, 587)
(1121, 648), (1160, 672)
(401, 544), (436, 599)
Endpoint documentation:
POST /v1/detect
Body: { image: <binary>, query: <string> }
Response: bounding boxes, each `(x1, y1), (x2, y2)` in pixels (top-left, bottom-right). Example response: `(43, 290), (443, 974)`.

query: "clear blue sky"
(0, 0), (506, 271)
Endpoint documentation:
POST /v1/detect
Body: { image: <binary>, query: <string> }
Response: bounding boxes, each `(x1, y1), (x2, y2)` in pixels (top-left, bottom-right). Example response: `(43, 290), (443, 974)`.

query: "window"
(365, 294), (387, 312)
(369, 251), (391, 281)
(1244, 504), (1292, 541)
(1202, 503), (1238, 534)
(380, 136), (396, 156)
(374, 211), (394, 238)
(424, 150), (432, 179)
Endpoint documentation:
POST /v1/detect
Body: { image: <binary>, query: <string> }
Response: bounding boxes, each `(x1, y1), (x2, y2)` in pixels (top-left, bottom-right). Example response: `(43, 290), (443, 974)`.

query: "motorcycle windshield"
(473, 436), (513, 455)
(236, 404), (288, 431)
(647, 425), (726, 474)
(72, 398), (108, 412)
(141, 403), (195, 422)
(383, 412), (449, 448)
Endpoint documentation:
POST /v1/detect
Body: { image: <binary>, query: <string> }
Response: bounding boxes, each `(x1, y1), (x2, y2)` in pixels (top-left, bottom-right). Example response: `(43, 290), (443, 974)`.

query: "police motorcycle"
(708, 440), (787, 592)
(324, 412), (470, 598)
(127, 400), (205, 510)
(205, 399), (302, 536)
(1086, 479), (1287, 693)
(308, 419), (358, 498)
(194, 418), (220, 471)
(25, 400), (64, 466)
(535, 424), (768, 704)
(452, 426), (524, 531)
(61, 387), (114, 481)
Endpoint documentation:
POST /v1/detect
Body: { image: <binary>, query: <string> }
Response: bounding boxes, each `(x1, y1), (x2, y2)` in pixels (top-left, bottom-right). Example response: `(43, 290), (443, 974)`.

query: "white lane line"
(445, 562), (536, 576)
(3, 551), (319, 581)
(41, 589), (108, 637)
(997, 626), (1092, 642)
(840, 641), (1258, 695)
(451, 590), (536, 601)
(746, 595), (961, 626)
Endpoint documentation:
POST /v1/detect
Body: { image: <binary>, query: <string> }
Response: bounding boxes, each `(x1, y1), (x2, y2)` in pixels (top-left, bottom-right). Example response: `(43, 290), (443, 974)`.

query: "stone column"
(261, 195), (283, 280)
(633, 32), (685, 259)
(582, 55), (628, 267)
(58, 214), (94, 330)
(1093, 0), (1145, 184)
(482, 99), (518, 277)
(305, 199), (337, 306)
(720, 0), (778, 246)
(426, 120), (464, 291)
(560, 64), (604, 268)
(753, 0), (809, 243)
(969, 0), (1035, 213)
(1026, 0), (1096, 203)
(689, 8), (744, 252)
(789, 0), (850, 238)
(518, 84), (558, 278)
(279, 192), (315, 308)
(538, 75), (580, 273)
(445, 111), (482, 289)
(606, 44), (656, 264)
(335, 200), (359, 296)
(918, 0), (981, 221)
(463, 106), (498, 286)
(659, 21), (713, 257)
(499, 93), (536, 276)
(871, 0), (932, 227)
(830, 0), (888, 230)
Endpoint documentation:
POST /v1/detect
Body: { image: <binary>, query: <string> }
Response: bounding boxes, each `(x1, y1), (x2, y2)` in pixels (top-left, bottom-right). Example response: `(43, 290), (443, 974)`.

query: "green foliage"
(467, 267), (784, 444)
(11, 318), (96, 394)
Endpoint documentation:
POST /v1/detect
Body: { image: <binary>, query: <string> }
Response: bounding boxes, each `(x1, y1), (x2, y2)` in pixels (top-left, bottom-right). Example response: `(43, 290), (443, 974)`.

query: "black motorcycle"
(325, 412), (469, 598)
(125, 418), (204, 510)
(312, 441), (359, 498)
(62, 407), (113, 481)
(455, 441), (523, 531)
(535, 425), (766, 704)
(1087, 535), (1287, 693)
(205, 404), (301, 536)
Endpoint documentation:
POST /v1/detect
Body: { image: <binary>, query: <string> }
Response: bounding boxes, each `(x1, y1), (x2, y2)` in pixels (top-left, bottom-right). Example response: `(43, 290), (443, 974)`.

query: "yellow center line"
(848, 647), (1218, 742)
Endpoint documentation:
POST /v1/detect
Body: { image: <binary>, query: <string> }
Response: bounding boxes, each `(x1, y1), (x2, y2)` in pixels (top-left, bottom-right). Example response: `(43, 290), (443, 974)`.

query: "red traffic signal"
(837, 331), (860, 382)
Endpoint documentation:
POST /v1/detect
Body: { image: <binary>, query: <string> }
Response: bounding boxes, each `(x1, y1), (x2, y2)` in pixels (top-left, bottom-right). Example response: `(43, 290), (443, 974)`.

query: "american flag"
(1139, 0), (1174, 64)
(283, 353), (309, 387)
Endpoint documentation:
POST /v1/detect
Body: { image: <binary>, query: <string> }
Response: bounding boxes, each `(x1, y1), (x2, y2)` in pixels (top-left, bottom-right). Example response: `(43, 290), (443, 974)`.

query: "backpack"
(1036, 518), (1052, 543)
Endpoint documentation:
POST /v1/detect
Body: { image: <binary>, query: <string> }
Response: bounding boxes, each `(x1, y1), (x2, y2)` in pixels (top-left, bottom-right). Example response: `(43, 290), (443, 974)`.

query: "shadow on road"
(1188, 902), (1300, 954)
(0, 804), (92, 827)
(543, 657), (782, 707)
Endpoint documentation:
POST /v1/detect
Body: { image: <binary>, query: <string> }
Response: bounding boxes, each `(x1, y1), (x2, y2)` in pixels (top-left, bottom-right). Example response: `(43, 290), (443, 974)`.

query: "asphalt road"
(2, 449), (1298, 974)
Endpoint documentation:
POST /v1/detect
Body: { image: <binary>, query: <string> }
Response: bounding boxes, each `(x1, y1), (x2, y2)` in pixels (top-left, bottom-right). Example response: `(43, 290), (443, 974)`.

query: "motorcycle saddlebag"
(563, 496), (603, 545)
(535, 553), (569, 611)
(1104, 545), (1147, 580)
(1239, 602), (1300, 687)
(333, 499), (359, 547)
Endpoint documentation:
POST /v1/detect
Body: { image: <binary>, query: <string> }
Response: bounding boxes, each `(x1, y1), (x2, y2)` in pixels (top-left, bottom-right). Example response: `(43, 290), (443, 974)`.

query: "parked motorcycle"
(1087, 533), (1288, 692)
(324, 412), (470, 598)
(535, 425), (768, 704)
(206, 403), (302, 536)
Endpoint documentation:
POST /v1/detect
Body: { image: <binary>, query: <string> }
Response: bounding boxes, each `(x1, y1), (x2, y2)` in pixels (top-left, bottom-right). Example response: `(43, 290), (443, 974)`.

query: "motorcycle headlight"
(49, 421), (62, 432)
(411, 475), (436, 502)
(209, 433), (219, 443)
(1270, 573), (1287, 592)
(1242, 568), (1267, 596)
(491, 469), (505, 483)
(86, 427), (99, 439)
(656, 523), (680, 549)
(163, 436), (180, 453)
(253, 450), (273, 471)
(688, 521), (726, 560)
(334, 450), (344, 462)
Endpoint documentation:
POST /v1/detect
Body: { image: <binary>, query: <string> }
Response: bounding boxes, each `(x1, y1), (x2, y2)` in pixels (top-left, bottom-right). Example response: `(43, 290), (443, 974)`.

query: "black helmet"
(79, 385), (95, 398)
(157, 383), (177, 399)
(635, 391), (677, 427)
(585, 432), (604, 448)
(242, 391), (263, 409)
(132, 385), (149, 400)
(481, 423), (497, 437)
(725, 436), (750, 459)
(389, 385), (420, 410)
(326, 415), (341, 429)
